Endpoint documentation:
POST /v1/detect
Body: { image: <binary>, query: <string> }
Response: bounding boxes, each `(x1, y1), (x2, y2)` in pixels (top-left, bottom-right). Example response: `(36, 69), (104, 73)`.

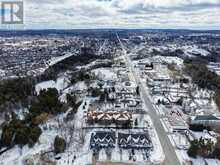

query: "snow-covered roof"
(87, 110), (132, 123)
(194, 115), (220, 121)
(90, 131), (116, 149)
(118, 133), (153, 149)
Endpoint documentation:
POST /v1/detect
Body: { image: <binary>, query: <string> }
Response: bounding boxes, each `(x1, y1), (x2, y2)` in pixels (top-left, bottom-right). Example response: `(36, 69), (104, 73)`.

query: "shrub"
(211, 136), (220, 160)
(214, 91), (220, 110)
(66, 94), (77, 107)
(54, 136), (66, 154)
(31, 112), (49, 125)
(28, 126), (42, 147)
(14, 125), (29, 146)
(188, 140), (198, 158)
(1, 125), (14, 146)
(188, 138), (214, 158)
(212, 148), (220, 160)
(91, 88), (102, 97)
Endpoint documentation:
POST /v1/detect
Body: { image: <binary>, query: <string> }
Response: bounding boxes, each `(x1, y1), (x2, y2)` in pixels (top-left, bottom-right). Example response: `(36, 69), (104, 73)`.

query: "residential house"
(87, 110), (132, 125)
(191, 115), (220, 128)
(90, 131), (116, 149)
(118, 133), (153, 150)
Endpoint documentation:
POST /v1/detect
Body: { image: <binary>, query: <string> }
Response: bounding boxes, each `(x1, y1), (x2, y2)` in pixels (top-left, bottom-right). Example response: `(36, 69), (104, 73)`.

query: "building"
(118, 132), (153, 150)
(90, 131), (116, 149)
(191, 115), (220, 128)
(87, 110), (132, 125)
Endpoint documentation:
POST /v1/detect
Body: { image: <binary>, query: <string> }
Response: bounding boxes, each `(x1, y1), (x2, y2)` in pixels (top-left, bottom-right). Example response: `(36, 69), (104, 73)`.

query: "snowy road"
(116, 33), (182, 165)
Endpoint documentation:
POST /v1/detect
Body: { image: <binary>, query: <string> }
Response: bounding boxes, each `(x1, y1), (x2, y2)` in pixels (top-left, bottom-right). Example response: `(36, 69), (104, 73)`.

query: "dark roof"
(118, 133), (153, 149)
(90, 131), (116, 149)
(194, 115), (220, 121)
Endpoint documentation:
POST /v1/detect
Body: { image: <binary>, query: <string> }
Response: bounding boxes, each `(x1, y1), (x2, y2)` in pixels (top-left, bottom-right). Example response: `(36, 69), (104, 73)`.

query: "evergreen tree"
(54, 136), (66, 154)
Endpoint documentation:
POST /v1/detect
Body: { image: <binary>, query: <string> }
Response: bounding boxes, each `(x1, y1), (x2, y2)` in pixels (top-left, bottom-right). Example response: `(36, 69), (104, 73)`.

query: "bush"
(187, 140), (198, 158)
(31, 112), (49, 125)
(99, 92), (106, 102)
(66, 94), (77, 107)
(188, 138), (214, 158)
(1, 125), (14, 146)
(91, 88), (102, 97)
(28, 126), (42, 147)
(211, 136), (220, 160)
(136, 86), (140, 95)
(71, 71), (91, 84)
(14, 126), (29, 146)
(214, 91), (220, 110)
(212, 148), (220, 160)
(176, 97), (183, 106)
(54, 136), (66, 154)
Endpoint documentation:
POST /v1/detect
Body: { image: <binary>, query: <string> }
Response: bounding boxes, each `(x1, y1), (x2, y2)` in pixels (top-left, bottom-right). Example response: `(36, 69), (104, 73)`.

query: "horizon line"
(0, 28), (220, 31)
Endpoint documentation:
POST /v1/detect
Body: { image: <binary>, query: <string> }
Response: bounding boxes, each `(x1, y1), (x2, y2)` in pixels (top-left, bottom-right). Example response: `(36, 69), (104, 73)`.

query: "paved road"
(116, 33), (182, 165)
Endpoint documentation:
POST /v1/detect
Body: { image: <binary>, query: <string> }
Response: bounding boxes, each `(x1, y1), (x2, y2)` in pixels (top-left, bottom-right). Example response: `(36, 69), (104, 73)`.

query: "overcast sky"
(2, 0), (220, 29)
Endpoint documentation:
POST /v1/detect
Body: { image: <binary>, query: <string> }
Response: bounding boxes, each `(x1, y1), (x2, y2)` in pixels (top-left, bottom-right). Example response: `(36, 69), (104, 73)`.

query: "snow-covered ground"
(0, 127), (57, 165)
(60, 81), (88, 102)
(176, 150), (220, 165)
(56, 98), (93, 165)
(191, 131), (217, 143)
(152, 56), (184, 67)
(0, 69), (6, 77)
(54, 66), (165, 165)
(35, 76), (70, 95)
(63, 103), (165, 164)
(182, 45), (210, 57)
(92, 68), (117, 81)
(0, 97), (90, 165)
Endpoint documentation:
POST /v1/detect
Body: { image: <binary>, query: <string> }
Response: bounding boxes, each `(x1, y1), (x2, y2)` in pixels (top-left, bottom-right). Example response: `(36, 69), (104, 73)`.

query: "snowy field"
(35, 76), (70, 95)
(92, 68), (117, 81)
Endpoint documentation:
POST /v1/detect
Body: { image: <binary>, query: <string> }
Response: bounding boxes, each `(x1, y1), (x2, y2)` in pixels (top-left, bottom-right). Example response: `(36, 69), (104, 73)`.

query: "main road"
(116, 33), (182, 165)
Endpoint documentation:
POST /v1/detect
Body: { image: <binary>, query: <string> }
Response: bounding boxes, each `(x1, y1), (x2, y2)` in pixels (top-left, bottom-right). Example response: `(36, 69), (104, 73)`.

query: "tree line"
(184, 58), (220, 109)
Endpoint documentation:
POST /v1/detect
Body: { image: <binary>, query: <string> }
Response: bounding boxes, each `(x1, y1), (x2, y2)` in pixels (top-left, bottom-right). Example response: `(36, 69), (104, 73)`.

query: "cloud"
(111, 0), (220, 13)
(12, 0), (220, 29)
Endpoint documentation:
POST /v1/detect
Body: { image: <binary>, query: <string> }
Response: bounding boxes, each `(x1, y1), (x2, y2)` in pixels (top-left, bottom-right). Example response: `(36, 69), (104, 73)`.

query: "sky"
(1, 0), (220, 30)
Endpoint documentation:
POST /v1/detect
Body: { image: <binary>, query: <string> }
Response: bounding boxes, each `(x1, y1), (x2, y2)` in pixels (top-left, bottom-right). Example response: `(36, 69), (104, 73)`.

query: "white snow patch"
(35, 77), (69, 94)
